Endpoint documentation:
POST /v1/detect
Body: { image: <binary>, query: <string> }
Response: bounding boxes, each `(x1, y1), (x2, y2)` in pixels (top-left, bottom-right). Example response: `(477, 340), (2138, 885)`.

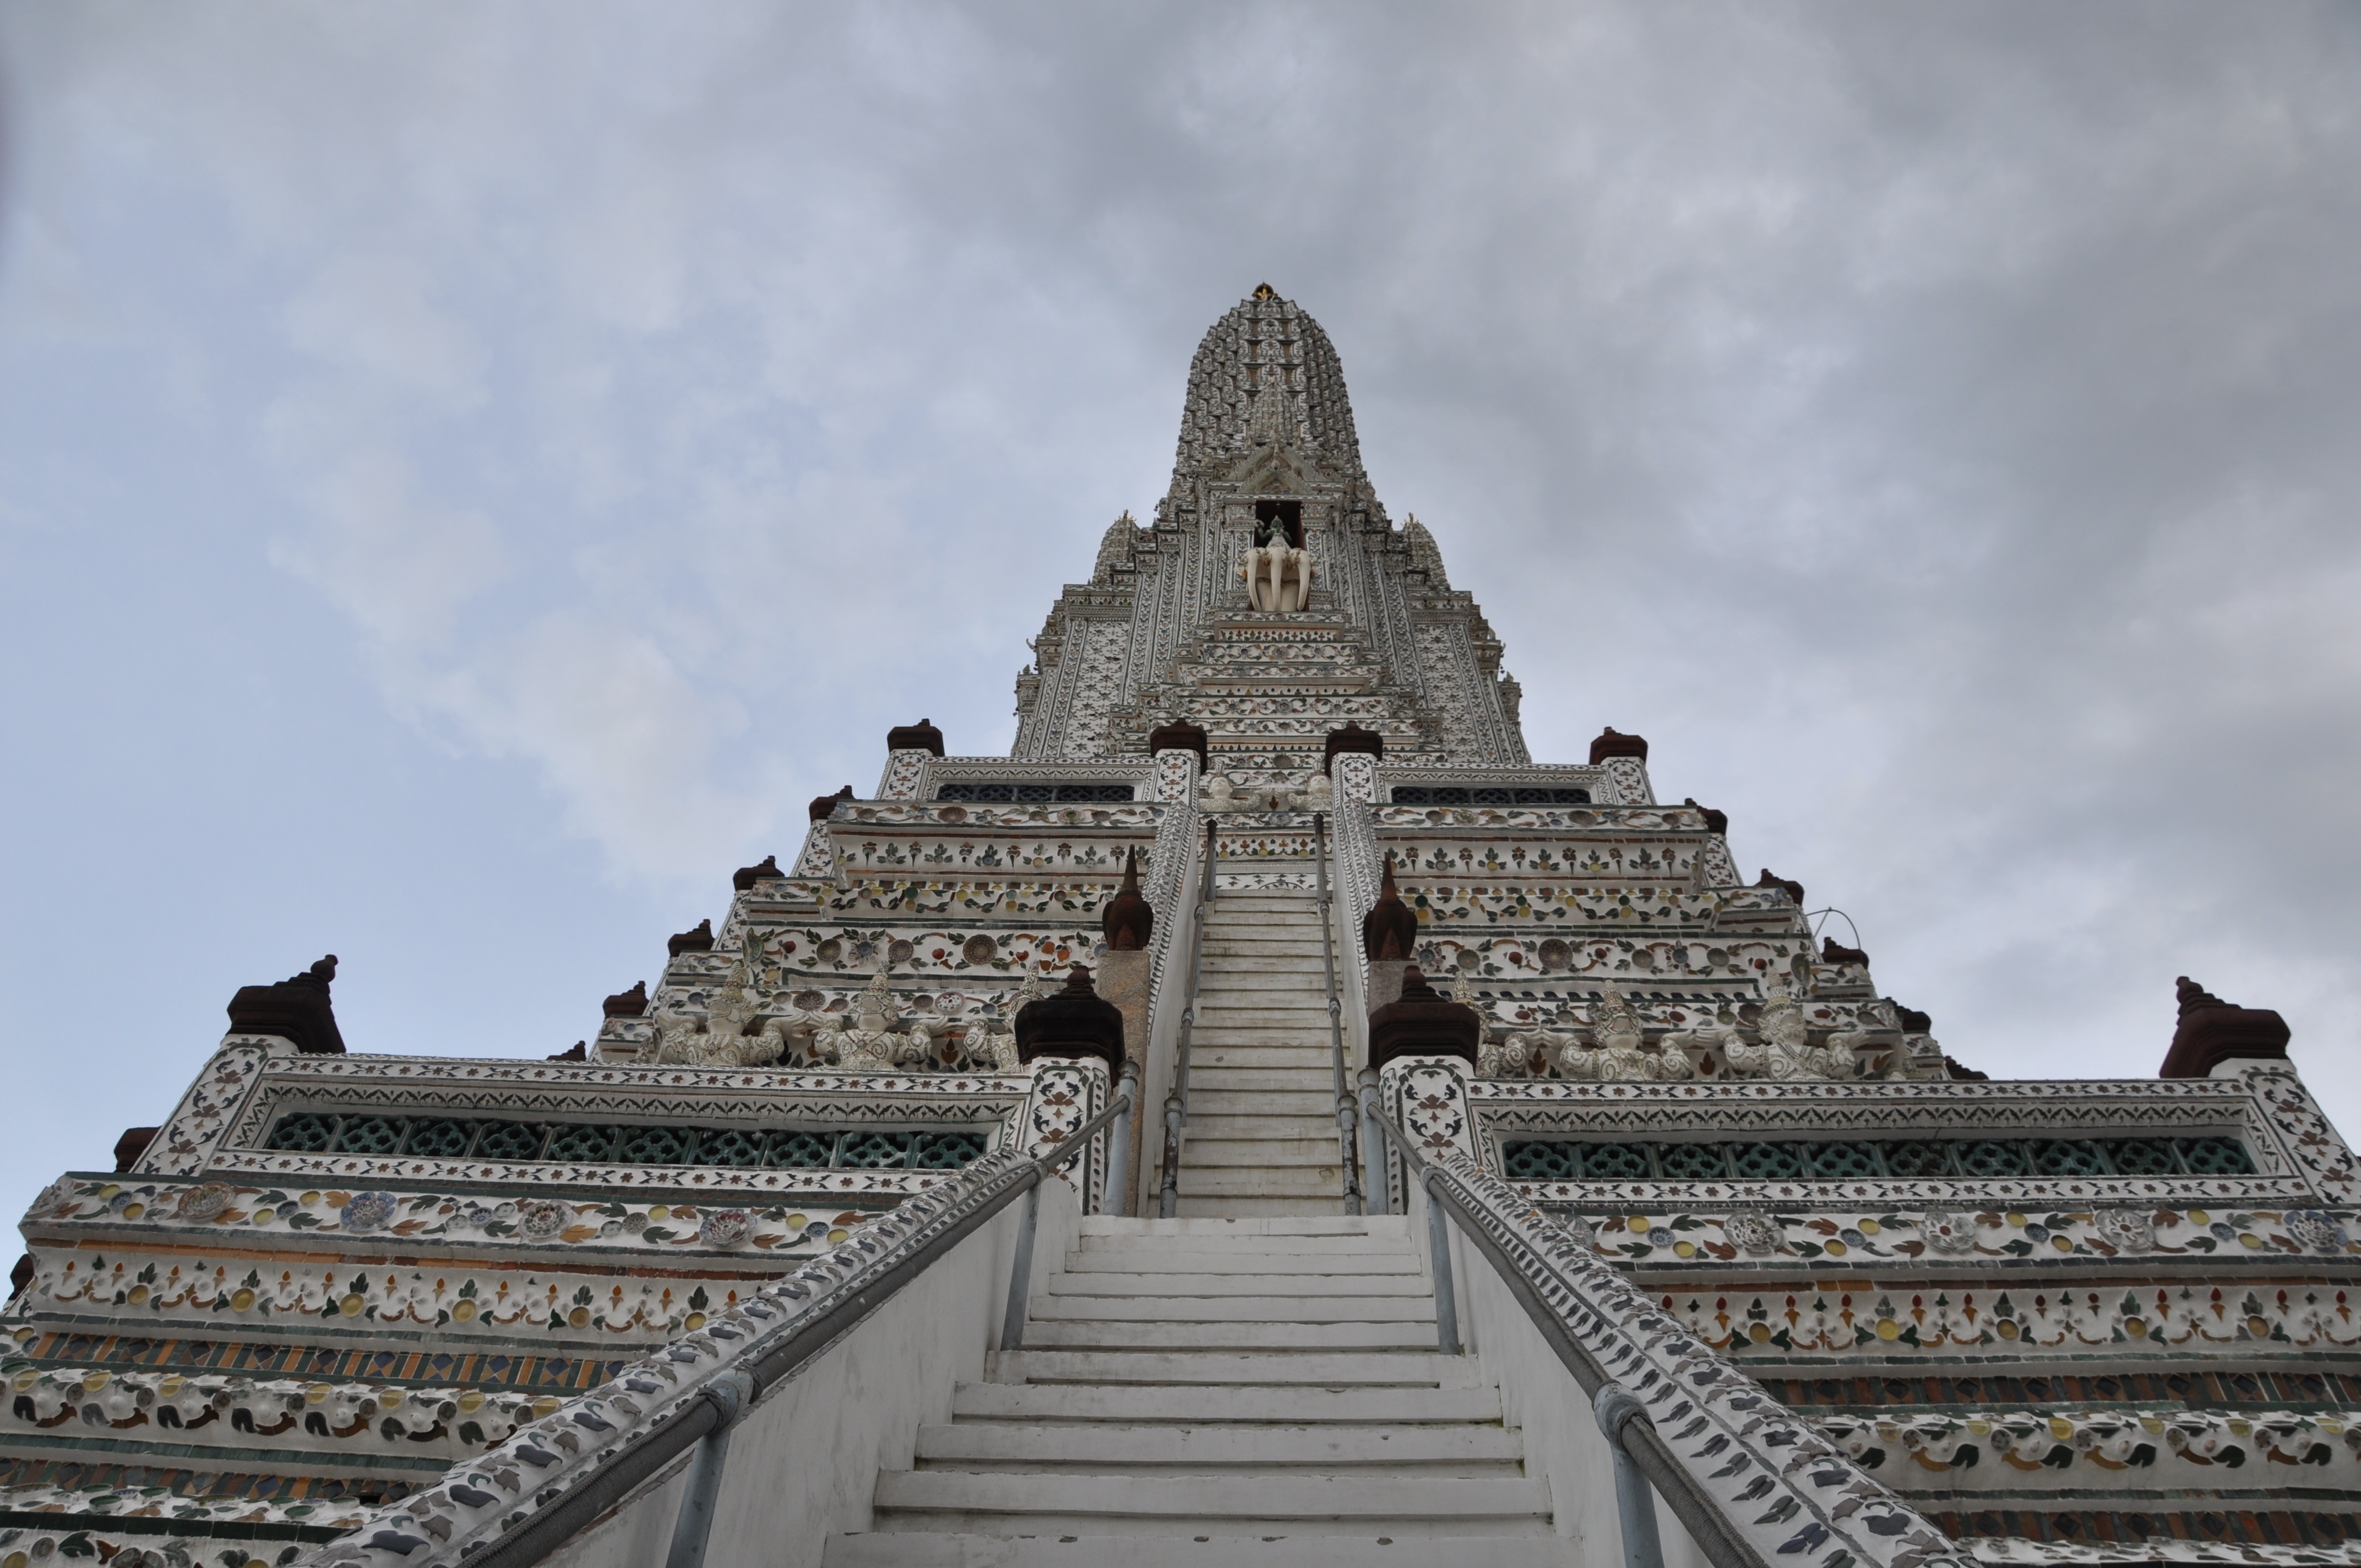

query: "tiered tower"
(1014, 284), (1527, 775)
(3, 290), (2358, 1568)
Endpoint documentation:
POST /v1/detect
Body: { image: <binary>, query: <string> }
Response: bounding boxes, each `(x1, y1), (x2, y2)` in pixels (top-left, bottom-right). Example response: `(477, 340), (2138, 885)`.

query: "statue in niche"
(1724, 972), (1844, 1080)
(1241, 525), (1314, 612)
(808, 971), (934, 1071)
(651, 957), (790, 1068)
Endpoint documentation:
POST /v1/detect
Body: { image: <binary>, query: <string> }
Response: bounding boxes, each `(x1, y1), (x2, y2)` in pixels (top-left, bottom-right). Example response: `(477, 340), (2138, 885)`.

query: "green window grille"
(838, 1131), (914, 1169)
(1505, 1142), (1580, 1180)
(1732, 1143), (1807, 1180)
(2032, 1140), (2110, 1177)
(768, 1131), (839, 1168)
(2106, 1139), (2179, 1175)
(1955, 1140), (2031, 1177)
(474, 1122), (547, 1161)
(2176, 1137), (2255, 1175)
(1495, 1133), (2242, 1185)
(255, 1113), (994, 1173)
(617, 1126), (698, 1165)
(913, 1131), (991, 1169)
(545, 1125), (622, 1163)
(329, 1117), (406, 1156)
(1581, 1144), (1653, 1180)
(1807, 1142), (1883, 1180)
(699, 1128), (769, 1168)
(265, 1114), (339, 1153)
(1656, 1143), (1730, 1180)
(1880, 1141), (1953, 1177)
(401, 1119), (475, 1159)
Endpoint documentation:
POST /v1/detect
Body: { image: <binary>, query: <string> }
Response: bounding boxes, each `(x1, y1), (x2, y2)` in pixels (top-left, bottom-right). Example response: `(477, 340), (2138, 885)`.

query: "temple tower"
(1013, 285), (1528, 775)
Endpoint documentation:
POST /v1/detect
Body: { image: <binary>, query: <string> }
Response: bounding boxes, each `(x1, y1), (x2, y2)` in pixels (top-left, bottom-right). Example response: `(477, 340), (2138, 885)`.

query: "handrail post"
(998, 1180), (1042, 1352)
(1421, 1171), (1461, 1355)
(1161, 815), (1219, 1218)
(661, 1369), (754, 1568)
(1312, 813), (1363, 1216)
(1357, 1069), (1386, 1216)
(1158, 1092), (1183, 1218)
(1596, 1384), (1668, 1568)
(1107, 1060), (1139, 1216)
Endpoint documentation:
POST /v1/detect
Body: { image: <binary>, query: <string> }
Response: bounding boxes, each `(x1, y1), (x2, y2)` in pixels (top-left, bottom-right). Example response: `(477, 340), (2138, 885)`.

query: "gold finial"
(1252, 282), (1277, 300)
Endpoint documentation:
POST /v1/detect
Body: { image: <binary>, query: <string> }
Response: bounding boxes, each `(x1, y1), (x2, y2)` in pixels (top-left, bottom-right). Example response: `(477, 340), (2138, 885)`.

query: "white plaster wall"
(550, 1173), (1080, 1568)
(1404, 1177), (1712, 1568)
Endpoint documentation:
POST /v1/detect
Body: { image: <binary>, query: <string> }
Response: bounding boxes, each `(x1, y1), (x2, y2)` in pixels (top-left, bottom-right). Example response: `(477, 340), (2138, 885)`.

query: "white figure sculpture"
(1658, 1020), (1734, 1077)
(1826, 1016), (1895, 1079)
(1202, 772), (1237, 812)
(1581, 984), (1694, 1081)
(1241, 535), (1315, 611)
(652, 959), (788, 1068)
(810, 972), (933, 1071)
(1481, 1031), (1557, 1079)
(1304, 772), (1334, 810)
(977, 972), (1047, 1073)
(1250, 782), (1298, 812)
(1724, 973), (1845, 1080)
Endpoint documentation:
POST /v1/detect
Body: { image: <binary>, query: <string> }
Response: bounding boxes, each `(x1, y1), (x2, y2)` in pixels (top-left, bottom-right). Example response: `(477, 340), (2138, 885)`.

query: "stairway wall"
(1416, 1178), (1713, 1568)
(552, 1176), (1076, 1568)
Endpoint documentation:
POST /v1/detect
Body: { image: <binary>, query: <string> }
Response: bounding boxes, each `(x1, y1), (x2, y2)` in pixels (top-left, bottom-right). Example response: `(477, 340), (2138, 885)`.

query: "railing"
(315, 1090), (1132, 1568)
(1358, 1087), (1971, 1568)
(1157, 815), (1220, 1218)
(1310, 813), (1364, 1215)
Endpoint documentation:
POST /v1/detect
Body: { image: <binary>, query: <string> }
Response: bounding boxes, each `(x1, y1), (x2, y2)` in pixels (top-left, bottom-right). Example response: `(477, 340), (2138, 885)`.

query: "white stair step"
(1052, 1272), (1422, 1297)
(1176, 1196), (1356, 1217)
(1180, 1118), (1341, 1145)
(1189, 1068), (1338, 1092)
(1020, 1320), (1435, 1351)
(1173, 1140), (1342, 1167)
(1065, 1243), (1418, 1266)
(828, 1533), (1576, 1567)
(1177, 1170), (1341, 1198)
(1079, 1217), (1407, 1239)
(991, 1351), (1472, 1386)
(1192, 1047), (1336, 1068)
(1065, 1244), (1416, 1267)
(912, 1422), (1520, 1471)
(1190, 1091), (1335, 1116)
(950, 1381), (1502, 1424)
(869, 1472), (1553, 1533)
(1031, 1294), (1434, 1324)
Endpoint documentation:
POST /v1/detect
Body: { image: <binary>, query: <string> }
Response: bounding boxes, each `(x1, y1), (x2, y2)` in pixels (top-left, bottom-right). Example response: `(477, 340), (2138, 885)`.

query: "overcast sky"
(4, 3), (2359, 1216)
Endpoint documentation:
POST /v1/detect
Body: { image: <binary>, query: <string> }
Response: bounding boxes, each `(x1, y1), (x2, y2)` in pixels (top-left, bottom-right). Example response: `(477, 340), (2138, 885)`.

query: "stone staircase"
(825, 1216), (1565, 1565)
(1172, 887), (1350, 1217)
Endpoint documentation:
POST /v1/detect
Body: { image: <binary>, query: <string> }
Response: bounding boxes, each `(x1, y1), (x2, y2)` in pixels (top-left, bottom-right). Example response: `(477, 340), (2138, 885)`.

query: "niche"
(1253, 499), (1303, 548)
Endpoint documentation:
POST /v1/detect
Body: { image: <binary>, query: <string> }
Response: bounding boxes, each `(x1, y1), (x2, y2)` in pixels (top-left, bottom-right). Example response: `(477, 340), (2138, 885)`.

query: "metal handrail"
(1310, 813), (1363, 1215)
(1158, 815), (1219, 1217)
(1356, 1090), (1764, 1568)
(460, 1088), (1134, 1568)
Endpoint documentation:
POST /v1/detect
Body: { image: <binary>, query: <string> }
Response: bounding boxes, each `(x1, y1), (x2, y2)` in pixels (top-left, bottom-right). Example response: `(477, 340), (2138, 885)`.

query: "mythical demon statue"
(651, 958), (790, 1068)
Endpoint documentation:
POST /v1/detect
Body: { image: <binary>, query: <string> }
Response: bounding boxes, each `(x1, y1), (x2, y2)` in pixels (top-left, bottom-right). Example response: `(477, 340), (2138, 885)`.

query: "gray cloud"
(3, 1), (2359, 1208)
